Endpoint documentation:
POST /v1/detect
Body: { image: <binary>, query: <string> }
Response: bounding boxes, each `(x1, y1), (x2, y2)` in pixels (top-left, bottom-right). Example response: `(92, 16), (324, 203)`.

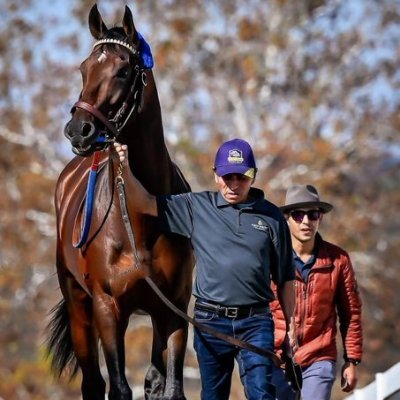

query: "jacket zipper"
(297, 264), (330, 344)
(299, 280), (307, 344)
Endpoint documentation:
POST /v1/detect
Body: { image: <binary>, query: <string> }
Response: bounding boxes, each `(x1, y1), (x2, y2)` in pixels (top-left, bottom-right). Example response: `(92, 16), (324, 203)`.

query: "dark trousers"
(193, 308), (275, 400)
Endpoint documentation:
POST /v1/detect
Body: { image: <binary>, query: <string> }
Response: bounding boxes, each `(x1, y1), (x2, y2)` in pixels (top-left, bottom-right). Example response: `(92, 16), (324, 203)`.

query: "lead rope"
(116, 162), (141, 266)
(115, 161), (282, 368)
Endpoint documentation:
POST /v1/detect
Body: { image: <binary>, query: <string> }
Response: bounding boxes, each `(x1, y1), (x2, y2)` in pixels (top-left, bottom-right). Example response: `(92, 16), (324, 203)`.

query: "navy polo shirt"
(293, 244), (318, 282)
(157, 188), (294, 306)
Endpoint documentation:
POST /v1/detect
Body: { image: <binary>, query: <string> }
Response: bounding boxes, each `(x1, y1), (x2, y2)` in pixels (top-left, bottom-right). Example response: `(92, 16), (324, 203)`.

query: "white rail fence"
(346, 362), (400, 400)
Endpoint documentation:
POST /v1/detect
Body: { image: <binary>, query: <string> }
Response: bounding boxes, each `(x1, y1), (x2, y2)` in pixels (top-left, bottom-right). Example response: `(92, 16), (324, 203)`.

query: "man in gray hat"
(271, 184), (363, 400)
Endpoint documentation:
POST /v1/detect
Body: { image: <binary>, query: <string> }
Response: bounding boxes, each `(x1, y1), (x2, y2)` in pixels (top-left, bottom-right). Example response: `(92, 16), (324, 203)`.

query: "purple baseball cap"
(214, 138), (257, 178)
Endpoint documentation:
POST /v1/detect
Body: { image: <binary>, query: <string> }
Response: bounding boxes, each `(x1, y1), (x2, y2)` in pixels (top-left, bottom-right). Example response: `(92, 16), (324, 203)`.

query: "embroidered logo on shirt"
(252, 219), (269, 232)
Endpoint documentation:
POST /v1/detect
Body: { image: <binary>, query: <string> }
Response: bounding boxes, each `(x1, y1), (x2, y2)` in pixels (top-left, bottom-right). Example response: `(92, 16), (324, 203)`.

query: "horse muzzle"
(64, 120), (106, 156)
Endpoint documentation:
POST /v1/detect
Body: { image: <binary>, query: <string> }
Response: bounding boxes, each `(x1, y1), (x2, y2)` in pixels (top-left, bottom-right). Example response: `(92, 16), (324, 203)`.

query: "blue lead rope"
(73, 151), (101, 248)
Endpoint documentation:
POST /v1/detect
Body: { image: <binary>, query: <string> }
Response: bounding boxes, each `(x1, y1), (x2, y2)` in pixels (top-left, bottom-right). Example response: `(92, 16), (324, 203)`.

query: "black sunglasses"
(290, 209), (321, 223)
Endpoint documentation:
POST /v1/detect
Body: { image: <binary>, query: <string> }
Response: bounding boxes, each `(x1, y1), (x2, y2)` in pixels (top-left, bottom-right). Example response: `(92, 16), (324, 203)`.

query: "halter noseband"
(72, 38), (147, 144)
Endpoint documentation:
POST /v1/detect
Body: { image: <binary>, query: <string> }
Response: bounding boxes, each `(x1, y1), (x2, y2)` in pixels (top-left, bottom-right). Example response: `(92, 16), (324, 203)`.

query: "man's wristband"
(344, 357), (361, 366)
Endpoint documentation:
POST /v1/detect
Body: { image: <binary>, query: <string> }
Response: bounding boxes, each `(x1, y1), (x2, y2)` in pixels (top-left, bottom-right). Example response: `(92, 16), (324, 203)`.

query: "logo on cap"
(227, 149), (244, 164)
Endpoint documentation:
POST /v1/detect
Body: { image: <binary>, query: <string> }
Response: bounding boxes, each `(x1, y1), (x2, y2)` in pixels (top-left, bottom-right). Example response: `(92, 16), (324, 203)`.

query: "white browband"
(93, 38), (137, 56)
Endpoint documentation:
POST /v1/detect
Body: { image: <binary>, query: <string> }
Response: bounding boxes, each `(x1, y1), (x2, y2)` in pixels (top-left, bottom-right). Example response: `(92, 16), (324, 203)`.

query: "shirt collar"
(215, 187), (265, 208)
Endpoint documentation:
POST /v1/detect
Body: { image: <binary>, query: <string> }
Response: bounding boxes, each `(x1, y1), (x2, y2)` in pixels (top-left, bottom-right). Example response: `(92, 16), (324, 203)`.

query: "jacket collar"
(314, 233), (335, 267)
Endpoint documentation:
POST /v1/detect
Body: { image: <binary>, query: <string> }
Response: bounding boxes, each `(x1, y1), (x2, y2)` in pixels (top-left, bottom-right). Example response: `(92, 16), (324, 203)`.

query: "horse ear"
(122, 5), (138, 44)
(88, 4), (108, 39)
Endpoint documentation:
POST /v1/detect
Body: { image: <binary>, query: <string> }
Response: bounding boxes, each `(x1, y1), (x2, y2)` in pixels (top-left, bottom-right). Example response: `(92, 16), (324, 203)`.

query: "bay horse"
(47, 4), (194, 400)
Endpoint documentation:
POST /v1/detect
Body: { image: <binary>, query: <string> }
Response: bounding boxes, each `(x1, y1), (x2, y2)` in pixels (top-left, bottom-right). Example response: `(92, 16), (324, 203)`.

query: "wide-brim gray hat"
(280, 184), (333, 214)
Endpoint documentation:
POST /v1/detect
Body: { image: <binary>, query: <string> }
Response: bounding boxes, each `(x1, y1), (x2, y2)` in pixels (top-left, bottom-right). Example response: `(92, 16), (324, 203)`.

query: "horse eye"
(116, 67), (130, 80)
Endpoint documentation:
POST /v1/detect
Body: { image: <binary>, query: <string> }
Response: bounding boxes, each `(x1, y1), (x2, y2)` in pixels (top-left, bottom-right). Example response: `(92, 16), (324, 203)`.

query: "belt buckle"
(225, 307), (239, 318)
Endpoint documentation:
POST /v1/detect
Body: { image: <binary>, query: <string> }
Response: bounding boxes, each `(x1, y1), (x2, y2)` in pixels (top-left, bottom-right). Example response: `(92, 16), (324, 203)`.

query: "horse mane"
(172, 162), (192, 193)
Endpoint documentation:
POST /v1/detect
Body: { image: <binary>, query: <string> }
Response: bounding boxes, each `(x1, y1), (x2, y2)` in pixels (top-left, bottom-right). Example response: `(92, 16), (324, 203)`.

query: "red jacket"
(271, 234), (363, 367)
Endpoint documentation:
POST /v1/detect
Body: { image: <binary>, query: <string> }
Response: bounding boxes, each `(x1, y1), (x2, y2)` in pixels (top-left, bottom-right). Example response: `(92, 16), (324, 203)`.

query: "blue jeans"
(272, 360), (336, 400)
(193, 308), (275, 400)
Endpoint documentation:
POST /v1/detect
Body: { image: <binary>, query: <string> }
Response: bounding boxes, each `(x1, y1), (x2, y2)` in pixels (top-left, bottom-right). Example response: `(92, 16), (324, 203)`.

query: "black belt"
(195, 300), (270, 319)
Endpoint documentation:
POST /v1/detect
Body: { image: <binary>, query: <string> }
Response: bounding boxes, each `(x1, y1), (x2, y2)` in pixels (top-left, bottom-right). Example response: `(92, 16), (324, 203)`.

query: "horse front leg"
(164, 317), (188, 400)
(145, 317), (166, 399)
(146, 311), (188, 400)
(70, 319), (106, 400)
(63, 277), (106, 400)
(93, 292), (132, 400)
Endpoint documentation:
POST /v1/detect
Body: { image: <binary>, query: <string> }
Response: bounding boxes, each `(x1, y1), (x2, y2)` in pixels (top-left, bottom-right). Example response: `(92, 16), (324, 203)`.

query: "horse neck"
(123, 71), (174, 194)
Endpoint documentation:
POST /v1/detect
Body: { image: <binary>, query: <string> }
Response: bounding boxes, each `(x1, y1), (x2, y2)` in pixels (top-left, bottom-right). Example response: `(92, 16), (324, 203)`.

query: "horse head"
(64, 4), (151, 156)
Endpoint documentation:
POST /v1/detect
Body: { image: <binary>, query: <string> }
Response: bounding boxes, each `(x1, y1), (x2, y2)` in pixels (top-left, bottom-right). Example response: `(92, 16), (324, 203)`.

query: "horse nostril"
(81, 122), (95, 138)
(64, 121), (73, 139)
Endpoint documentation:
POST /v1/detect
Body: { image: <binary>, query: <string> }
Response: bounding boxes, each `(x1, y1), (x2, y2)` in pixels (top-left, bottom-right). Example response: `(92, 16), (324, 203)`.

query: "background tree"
(0, 0), (399, 398)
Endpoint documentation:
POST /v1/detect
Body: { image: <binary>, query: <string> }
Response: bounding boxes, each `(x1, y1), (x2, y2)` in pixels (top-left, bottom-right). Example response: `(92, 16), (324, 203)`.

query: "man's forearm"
(277, 280), (296, 327)
(277, 280), (297, 353)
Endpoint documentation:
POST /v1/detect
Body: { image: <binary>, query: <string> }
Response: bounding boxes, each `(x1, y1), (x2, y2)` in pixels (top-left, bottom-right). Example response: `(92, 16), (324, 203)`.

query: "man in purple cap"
(113, 139), (296, 400)
(271, 184), (363, 400)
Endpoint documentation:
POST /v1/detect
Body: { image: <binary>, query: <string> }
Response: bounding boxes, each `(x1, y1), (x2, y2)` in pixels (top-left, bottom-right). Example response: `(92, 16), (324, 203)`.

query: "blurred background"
(0, 0), (399, 399)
